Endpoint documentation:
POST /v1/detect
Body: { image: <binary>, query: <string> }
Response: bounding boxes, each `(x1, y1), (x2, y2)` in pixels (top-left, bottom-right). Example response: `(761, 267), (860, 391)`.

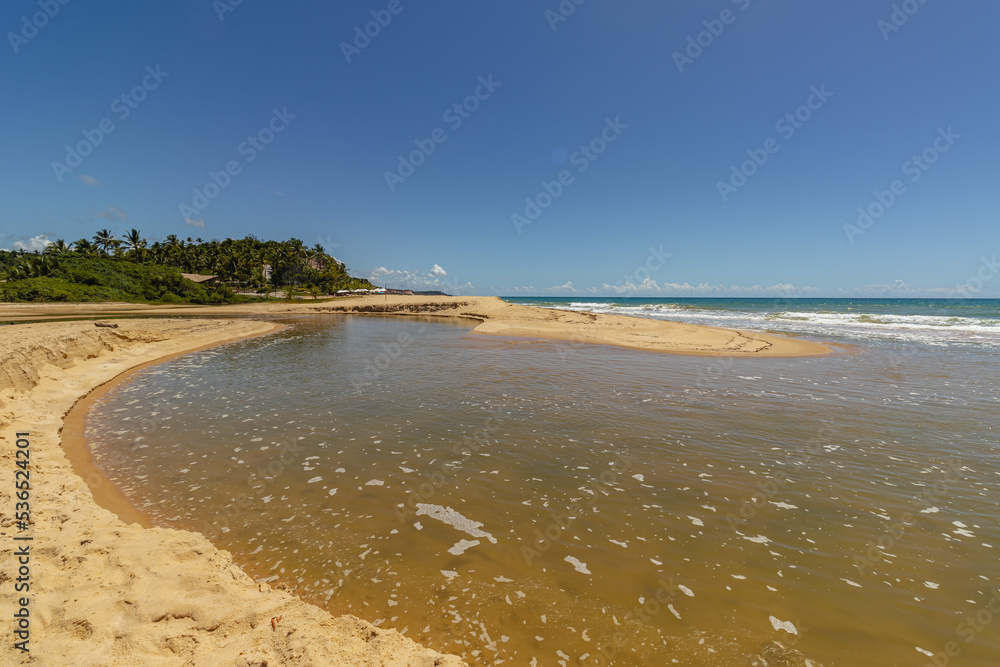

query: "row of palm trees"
(36, 229), (371, 292)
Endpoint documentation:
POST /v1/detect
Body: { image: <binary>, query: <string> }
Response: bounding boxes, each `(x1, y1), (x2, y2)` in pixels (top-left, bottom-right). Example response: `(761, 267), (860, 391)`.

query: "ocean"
(503, 297), (1000, 351)
(83, 300), (1000, 666)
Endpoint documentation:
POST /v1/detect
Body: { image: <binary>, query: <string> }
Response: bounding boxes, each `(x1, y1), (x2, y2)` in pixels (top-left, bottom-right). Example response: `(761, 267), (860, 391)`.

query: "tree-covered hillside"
(1, 230), (373, 303)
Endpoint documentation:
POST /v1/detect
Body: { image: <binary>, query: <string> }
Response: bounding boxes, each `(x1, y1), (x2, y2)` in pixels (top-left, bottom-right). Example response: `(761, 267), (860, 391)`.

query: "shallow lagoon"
(87, 315), (1000, 666)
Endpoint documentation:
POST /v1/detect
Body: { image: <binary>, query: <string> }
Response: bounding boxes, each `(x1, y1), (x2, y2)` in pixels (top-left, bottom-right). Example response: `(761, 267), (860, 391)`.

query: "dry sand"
(0, 297), (831, 665)
(0, 319), (466, 667)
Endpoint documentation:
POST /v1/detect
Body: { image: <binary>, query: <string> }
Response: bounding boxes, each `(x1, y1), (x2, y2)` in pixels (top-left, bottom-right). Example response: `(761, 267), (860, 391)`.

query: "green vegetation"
(1, 230), (373, 303)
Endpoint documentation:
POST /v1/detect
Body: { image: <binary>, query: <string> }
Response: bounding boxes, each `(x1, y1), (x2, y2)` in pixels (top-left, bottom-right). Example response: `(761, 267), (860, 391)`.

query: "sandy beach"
(0, 298), (833, 666)
(0, 295), (833, 357)
(0, 318), (466, 667)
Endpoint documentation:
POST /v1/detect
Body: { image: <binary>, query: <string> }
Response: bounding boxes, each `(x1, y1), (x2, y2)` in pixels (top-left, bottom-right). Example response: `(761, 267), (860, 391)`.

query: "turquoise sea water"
(502, 297), (1000, 350)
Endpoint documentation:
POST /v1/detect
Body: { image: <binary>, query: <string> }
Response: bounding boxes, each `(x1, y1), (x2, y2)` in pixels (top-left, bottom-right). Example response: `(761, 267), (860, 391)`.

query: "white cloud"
(598, 280), (722, 295)
(577, 280), (825, 297)
(443, 278), (993, 299)
(834, 280), (947, 297)
(78, 174), (102, 187)
(368, 266), (472, 293)
(3, 234), (53, 253)
(184, 216), (206, 229)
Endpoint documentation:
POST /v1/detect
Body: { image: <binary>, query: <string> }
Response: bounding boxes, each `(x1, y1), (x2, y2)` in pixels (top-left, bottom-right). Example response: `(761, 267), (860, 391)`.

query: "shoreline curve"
(0, 317), (467, 667)
(60, 320), (286, 529)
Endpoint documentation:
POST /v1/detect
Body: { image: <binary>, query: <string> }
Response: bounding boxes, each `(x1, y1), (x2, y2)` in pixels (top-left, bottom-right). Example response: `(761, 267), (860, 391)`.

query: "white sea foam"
(529, 301), (1000, 348)
(565, 556), (591, 574)
(448, 539), (480, 556)
(769, 616), (798, 635)
(415, 504), (497, 544)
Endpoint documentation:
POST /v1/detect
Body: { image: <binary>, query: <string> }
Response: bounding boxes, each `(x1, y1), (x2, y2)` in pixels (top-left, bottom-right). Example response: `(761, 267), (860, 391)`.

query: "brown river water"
(85, 315), (1000, 666)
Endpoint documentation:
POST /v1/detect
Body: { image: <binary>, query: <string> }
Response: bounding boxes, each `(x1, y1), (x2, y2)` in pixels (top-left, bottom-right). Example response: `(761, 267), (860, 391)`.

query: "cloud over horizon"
(498, 279), (978, 298)
(368, 265), (472, 293)
(1, 234), (54, 253)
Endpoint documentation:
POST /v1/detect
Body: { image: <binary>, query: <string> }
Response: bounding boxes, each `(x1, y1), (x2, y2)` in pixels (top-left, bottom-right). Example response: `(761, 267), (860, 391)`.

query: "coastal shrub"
(0, 256), (228, 304)
(0, 277), (116, 302)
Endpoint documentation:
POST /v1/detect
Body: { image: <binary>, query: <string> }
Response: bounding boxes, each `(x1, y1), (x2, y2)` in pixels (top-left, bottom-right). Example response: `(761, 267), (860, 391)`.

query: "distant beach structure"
(180, 273), (218, 284)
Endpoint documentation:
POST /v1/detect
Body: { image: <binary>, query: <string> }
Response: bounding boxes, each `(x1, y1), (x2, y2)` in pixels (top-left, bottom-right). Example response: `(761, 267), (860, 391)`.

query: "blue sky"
(2, 1), (998, 297)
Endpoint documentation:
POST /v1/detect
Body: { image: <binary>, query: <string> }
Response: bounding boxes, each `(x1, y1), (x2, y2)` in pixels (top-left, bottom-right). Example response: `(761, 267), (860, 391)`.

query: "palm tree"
(308, 243), (327, 271)
(12, 255), (57, 279)
(72, 239), (97, 257)
(122, 229), (146, 261)
(148, 240), (164, 264)
(287, 238), (307, 262)
(44, 239), (70, 256)
(164, 235), (181, 267)
(93, 229), (118, 257)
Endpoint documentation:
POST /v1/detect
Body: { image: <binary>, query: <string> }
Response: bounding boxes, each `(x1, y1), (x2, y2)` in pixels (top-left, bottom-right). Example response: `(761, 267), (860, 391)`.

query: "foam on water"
(509, 297), (1000, 349)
